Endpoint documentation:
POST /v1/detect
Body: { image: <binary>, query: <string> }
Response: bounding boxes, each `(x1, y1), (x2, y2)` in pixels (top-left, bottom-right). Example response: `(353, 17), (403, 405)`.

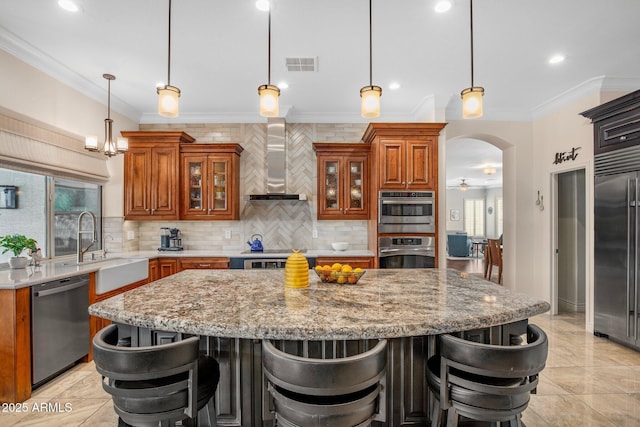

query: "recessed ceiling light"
(549, 54), (566, 64)
(277, 81), (289, 89)
(58, 0), (79, 12)
(255, 0), (270, 11)
(434, 1), (452, 13)
(389, 82), (400, 90)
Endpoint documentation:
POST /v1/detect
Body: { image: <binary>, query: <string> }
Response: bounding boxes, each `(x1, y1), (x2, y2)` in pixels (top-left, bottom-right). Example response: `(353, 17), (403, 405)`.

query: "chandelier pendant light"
(258, 2), (280, 117)
(85, 74), (128, 157)
(360, 0), (382, 119)
(157, 0), (181, 117)
(461, 0), (484, 119)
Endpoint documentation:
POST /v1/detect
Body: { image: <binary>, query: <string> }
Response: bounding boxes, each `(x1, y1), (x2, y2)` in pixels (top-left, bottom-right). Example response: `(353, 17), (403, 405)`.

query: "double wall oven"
(378, 191), (435, 268)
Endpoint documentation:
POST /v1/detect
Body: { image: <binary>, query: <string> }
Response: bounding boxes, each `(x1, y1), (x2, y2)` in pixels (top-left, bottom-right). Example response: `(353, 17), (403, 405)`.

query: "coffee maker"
(159, 227), (183, 251)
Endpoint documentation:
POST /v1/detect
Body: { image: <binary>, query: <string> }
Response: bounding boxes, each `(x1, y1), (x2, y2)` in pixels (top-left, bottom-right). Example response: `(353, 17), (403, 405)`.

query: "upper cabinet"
(180, 144), (243, 220)
(122, 131), (195, 221)
(313, 143), (370, 220)
(362, 123), (446, 191)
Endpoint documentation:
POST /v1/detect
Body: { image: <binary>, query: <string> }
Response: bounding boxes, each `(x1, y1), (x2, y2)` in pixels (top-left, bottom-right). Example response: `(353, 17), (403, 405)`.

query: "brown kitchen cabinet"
(362, 123), (446, 191)
(180, 144), (243, 220)
(158, 258), (178, 278)
(315, 256), (374, 269)
(179, 257), (230, 270)
(313, 143), (370, 220)
(122, 131), (195, 220)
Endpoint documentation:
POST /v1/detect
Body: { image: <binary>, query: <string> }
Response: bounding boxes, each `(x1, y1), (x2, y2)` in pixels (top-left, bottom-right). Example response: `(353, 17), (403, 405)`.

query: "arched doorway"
(444, 137), (503, 281)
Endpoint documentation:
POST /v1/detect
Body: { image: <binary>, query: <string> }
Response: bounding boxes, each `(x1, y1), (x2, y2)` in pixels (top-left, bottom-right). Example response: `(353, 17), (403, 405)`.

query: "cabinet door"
(148, 259), (160, 282)
(406, 140), (434, 190)
(181, 154), (209, 219)
(343, 157), (369, 219)
(124, 147), (152, 218)
(150, 147), (179, 218)
(317, 158), (342, 219)
(208, 157), (234, 219)
(379, 140), (405, 189)
(158, 258), (178, 278)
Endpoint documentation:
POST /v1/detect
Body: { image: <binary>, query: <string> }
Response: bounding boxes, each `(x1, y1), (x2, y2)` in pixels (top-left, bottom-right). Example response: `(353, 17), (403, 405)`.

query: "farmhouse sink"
(95, 258), (149, 295)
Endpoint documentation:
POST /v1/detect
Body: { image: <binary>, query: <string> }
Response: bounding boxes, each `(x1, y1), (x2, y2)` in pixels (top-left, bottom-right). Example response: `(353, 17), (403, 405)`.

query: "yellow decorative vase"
(284, 250), (309, 288)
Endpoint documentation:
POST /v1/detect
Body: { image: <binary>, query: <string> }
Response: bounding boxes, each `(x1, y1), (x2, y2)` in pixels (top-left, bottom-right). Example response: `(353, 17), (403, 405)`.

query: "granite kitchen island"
(89, 268), (550, 426)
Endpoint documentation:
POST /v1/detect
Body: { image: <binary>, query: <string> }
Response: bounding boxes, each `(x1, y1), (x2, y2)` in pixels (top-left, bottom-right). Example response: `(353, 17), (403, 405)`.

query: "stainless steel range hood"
(248, 118), (307, 201)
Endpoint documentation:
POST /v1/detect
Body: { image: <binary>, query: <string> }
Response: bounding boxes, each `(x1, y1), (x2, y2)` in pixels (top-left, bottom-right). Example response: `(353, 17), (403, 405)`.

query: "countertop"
(0, 249), (374, 289)
(88, 269), (550, 340)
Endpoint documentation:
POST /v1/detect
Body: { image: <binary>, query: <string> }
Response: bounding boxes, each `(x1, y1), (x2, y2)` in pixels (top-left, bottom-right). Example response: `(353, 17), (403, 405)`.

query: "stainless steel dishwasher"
(31, 274), (90, 386)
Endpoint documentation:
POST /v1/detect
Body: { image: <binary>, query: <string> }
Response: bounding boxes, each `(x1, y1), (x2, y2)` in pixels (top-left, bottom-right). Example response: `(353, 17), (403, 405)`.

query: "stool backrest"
(262, 339), (387, 396)
(92, 324), (200, 420)
(438, 324), (548, 406)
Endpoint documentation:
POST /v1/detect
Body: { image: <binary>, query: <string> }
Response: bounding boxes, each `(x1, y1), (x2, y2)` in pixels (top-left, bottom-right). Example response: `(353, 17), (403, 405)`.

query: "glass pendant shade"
(461, 86), (484, 119)
(157, 85), (181, 118)
(85, 136), (98, 151)
(258, 84), (280, 117)
(360, 85), (382, 119)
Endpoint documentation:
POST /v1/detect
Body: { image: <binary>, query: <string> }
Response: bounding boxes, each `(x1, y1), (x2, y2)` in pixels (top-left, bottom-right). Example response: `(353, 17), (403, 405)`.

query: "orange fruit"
(347, 274), (358, 284)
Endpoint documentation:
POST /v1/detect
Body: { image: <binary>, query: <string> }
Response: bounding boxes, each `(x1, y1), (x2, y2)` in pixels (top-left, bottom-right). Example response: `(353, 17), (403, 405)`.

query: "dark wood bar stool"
(427, 324), (548, 427)
(92, 324), (220, 427)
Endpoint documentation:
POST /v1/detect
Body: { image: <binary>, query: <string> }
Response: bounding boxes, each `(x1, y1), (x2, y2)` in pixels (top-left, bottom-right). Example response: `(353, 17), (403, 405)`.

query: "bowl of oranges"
(314, 263), (365, 285)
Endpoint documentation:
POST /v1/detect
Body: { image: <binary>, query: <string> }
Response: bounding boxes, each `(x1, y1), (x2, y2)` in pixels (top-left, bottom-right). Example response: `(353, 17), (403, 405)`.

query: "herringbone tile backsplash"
(121, 122), (370, 252)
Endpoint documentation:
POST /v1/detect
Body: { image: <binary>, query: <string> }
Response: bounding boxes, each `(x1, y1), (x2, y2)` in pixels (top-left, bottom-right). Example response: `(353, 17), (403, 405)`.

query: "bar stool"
(93, 324), (220, 427)
(427, 324), (548, 427)
(262, 339), (387, 427)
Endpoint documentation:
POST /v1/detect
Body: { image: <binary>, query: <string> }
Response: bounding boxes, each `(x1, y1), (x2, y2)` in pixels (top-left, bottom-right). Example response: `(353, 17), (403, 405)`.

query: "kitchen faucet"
(77, 210), (97, 263)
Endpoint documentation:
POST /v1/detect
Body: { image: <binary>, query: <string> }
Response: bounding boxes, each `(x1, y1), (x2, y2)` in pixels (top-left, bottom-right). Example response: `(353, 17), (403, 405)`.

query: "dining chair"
(427, 324), (548, 427)
(93, 324), (220, 427)
(486, 238), (503, 284)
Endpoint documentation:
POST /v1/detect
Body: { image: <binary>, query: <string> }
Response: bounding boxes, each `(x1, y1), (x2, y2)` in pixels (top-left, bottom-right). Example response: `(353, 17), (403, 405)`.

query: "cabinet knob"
(402, 181), (406, 185)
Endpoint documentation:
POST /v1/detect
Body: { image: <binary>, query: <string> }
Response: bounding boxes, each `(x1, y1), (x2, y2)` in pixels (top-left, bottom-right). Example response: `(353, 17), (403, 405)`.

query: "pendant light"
(360, 0), (382, 119)
(258, 1), (280, 117)
(459, 179), (469, 191)
(85, 74), (128, 157)
(461, 0), (484, 119)
(157, 0), (180, 117)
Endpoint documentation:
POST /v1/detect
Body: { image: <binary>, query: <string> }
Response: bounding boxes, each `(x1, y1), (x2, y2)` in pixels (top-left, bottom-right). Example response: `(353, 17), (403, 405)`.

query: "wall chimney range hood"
(248, 118), (307, 201)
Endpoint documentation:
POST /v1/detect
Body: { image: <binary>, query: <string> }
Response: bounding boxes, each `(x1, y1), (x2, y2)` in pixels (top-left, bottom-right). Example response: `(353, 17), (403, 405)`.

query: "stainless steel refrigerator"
(595, 169), (640, 350)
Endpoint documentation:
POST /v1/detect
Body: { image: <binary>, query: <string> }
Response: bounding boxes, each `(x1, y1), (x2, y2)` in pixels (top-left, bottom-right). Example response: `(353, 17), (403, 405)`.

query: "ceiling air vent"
(285, 57), (317, 72)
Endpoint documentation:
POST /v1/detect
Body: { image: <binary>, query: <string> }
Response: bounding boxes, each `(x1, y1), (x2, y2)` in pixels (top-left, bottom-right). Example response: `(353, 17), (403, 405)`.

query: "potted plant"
(0, 234), (38, 269)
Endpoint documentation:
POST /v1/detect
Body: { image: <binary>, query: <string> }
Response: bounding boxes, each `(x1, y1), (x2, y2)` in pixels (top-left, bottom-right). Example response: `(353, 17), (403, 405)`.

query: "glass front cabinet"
(313, 142), (370, 220)
(180, 144), (243, 220)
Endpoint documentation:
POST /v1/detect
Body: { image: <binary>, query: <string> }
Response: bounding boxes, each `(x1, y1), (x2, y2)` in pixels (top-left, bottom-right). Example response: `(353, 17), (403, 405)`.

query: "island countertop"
(88, 268), (550, 340)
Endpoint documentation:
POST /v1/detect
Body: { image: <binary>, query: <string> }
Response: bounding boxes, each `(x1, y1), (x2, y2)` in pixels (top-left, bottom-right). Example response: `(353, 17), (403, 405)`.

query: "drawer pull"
(199, 264), (211, 268)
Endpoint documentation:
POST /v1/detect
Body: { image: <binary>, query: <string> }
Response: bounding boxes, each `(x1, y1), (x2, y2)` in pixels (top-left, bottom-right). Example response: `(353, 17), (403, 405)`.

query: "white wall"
(441, 120), (534, 296)
(0, 49), (136, 217)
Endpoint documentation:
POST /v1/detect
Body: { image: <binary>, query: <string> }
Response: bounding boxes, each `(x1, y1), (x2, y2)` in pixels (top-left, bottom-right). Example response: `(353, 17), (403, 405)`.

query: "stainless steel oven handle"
(379, 248), (434, 257)
(381, 200), (433, 205)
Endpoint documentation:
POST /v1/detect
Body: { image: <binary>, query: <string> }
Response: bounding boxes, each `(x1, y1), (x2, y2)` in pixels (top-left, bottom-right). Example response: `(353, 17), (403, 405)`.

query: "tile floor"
(1, 312), (639, 426)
